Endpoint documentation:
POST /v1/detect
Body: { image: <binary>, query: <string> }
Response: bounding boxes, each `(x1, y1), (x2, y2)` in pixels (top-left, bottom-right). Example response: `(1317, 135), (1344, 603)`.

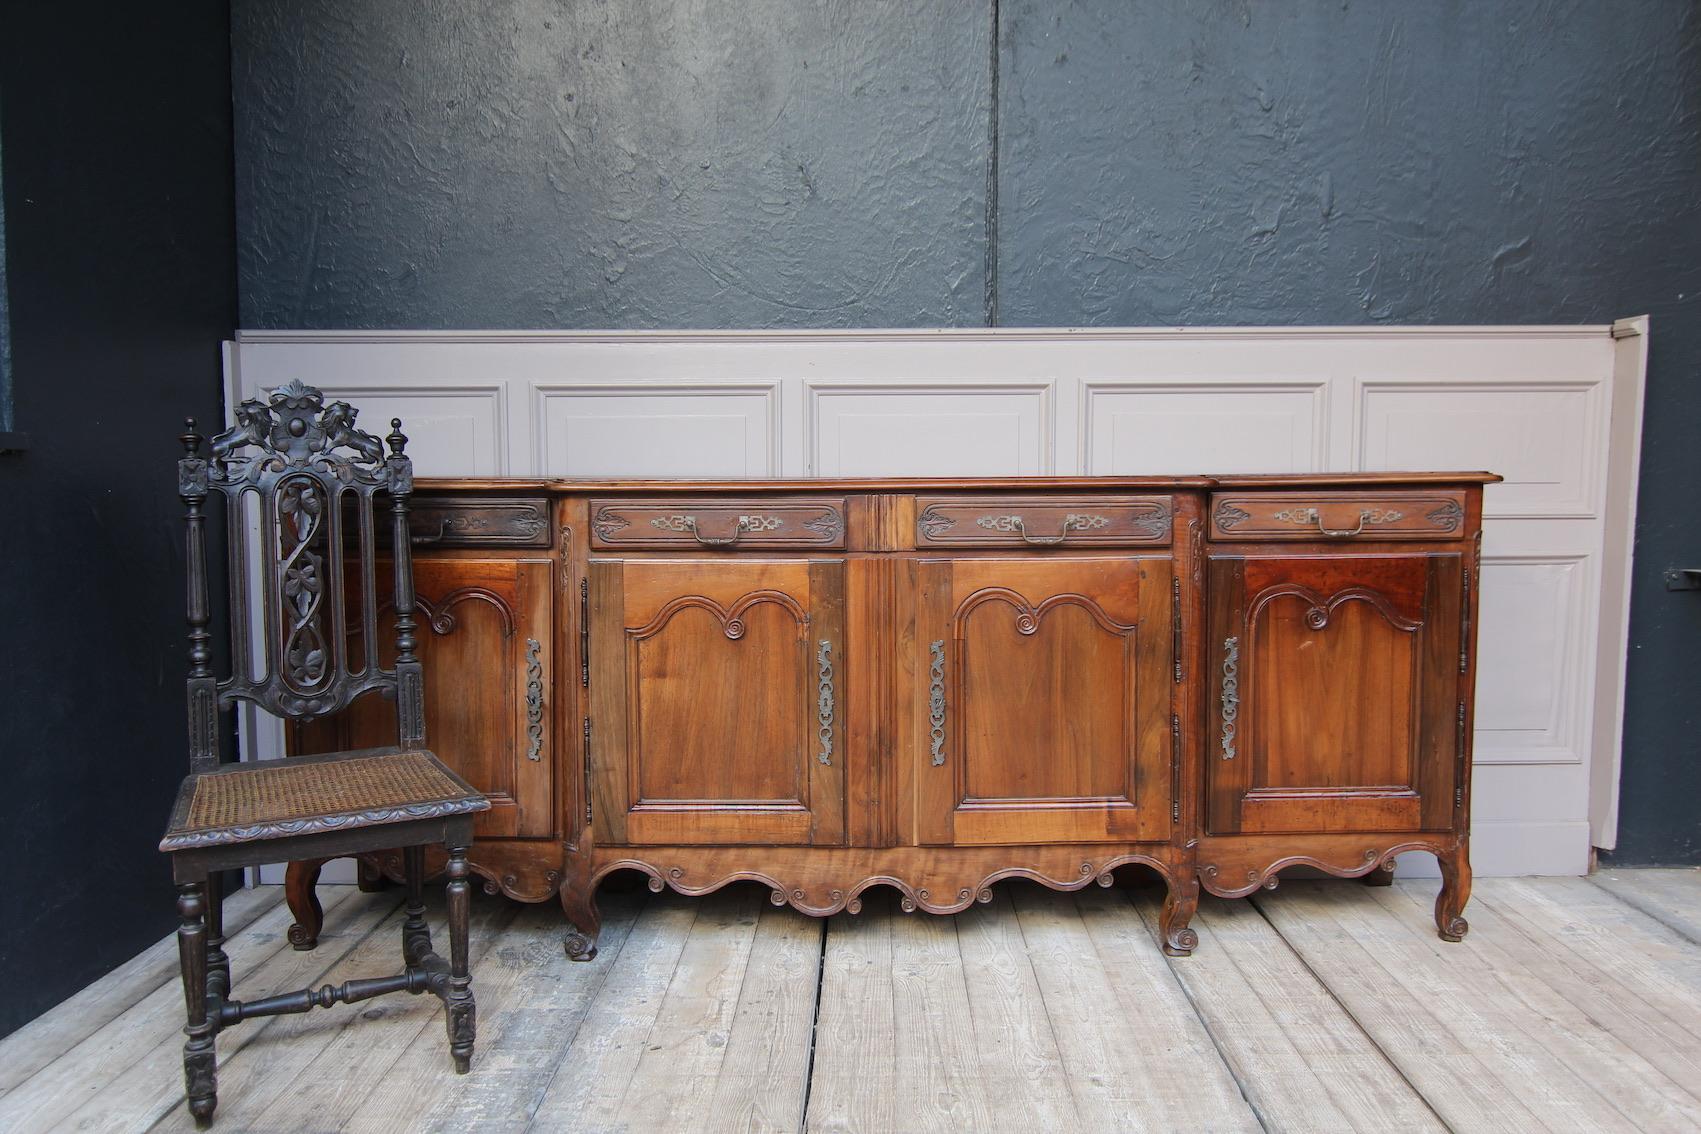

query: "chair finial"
(180, 417), (203, 456)
(387, 418), (408, 457)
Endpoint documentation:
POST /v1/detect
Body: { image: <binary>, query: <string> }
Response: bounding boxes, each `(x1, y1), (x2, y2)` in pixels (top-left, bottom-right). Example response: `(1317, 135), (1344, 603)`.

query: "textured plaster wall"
(234, 0), (991, 328)
(232, 1), (1700, 861)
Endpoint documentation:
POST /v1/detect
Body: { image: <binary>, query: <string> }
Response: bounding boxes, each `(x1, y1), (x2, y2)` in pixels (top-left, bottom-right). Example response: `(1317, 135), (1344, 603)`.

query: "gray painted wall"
(232, 0), (1701, 862)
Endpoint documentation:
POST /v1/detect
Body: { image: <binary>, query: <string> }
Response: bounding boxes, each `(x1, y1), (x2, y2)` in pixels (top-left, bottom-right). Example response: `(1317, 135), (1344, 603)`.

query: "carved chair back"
(177, 380), (422, 773)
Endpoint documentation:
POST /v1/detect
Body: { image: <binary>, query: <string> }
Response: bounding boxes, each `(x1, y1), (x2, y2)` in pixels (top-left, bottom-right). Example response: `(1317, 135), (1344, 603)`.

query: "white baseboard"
(1389, 819), (1593, 878)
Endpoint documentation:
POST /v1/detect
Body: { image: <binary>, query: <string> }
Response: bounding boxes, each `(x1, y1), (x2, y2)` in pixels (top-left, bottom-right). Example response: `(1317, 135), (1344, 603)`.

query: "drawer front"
(1209, 490), (1468, 541)
(914, 496), (1172, 548)
(409, 497), (552, 548)
(589, 497), (847, 550)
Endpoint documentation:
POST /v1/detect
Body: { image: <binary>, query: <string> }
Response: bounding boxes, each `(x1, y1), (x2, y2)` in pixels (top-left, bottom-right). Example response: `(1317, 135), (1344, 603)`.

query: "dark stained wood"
(306, 472), (1491, 964)
(162, 388), (489, 1124)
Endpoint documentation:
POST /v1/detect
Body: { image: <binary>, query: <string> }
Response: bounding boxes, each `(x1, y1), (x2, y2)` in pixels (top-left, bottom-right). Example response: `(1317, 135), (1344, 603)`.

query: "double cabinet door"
(587, 553), (1176, 848)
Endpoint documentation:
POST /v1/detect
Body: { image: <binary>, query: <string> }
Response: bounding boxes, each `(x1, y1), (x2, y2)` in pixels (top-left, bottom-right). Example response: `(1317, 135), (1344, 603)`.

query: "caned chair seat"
(160, 748), (488, 854)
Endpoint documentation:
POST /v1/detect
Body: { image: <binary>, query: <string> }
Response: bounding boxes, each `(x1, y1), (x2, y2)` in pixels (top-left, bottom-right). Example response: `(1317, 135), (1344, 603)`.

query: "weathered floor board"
(1, 870), (1698, 1133)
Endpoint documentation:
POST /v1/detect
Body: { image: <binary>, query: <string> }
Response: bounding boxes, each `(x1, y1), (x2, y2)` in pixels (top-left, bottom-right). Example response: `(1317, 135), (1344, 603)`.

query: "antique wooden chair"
(158, 381), (490, 1127)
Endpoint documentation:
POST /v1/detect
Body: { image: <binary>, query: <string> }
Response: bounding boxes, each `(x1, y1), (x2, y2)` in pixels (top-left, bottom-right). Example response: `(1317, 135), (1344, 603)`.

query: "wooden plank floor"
(2, 867), (1698, 1133)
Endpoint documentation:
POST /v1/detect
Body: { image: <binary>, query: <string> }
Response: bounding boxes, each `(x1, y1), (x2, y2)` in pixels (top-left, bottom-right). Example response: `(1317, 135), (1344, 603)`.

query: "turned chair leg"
(443, 845), (476, 1073)
(285, 858), (327, 951)
(177, 883), (218, 1128)
(401, 846), (434, 968)
(205, 872), (231, 999)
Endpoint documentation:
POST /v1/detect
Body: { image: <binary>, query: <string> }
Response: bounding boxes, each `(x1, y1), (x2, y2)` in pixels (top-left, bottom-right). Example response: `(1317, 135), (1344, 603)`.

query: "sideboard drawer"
(1209, 490), (1468, 541)
(588, 497), (847, 550)
(408, 497), (552, 548)
(914, 495), (1173, 548)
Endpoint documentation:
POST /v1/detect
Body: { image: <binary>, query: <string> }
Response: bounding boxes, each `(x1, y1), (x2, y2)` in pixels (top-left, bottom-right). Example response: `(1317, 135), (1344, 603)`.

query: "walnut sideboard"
(289, 472), (1497, 959)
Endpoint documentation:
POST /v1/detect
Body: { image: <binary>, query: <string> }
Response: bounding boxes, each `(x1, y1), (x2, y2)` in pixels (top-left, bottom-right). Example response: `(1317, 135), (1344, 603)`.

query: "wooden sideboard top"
(414, 470), (1502, 493)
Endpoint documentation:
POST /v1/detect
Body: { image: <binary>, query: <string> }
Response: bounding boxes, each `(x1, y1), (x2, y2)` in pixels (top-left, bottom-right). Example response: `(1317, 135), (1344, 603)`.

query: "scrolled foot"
(1163, 926), (1200, 957)
(1160, 868), (1202, 958)
(1434, 840), (1473, 944)
(564, 931), (599, 962)
(284, 859), (326, 952)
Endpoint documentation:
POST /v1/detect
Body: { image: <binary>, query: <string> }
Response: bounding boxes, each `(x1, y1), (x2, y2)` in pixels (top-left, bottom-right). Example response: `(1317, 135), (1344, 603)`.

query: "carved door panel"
(910, 557), (1174, 846)
(1205, 552), (1463, 835)
(589, 558), (846, 846)
(293, 556), (556, 840)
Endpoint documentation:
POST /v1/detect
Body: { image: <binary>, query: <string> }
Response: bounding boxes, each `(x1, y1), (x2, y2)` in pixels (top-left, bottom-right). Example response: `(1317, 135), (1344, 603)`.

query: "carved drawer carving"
(408, 497), (552, 548)
(914, 496), (1172, 548)
(1209, 490), (1468, 542)
(588, 498), (846, 550)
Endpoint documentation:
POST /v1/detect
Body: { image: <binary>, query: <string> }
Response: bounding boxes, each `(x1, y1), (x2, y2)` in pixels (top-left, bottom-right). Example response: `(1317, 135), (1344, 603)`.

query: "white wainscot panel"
(296, 386), (505, 477)
(1473, 554), (1592, 765)
(1082, 382), (1327, 474)
(807, 382), (1052, 476)
(534, 384), (778, 477)
(1357, 381), (1602, 518)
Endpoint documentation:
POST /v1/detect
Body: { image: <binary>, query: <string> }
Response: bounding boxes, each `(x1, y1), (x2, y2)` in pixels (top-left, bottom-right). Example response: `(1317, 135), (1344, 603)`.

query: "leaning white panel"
(1355, 380), (1605, 519)
(1473, 554), (1594, 765)
(1082, 381), (1327, 475)
(805, 380), (1053, 476)
(532, 382), (780, 477)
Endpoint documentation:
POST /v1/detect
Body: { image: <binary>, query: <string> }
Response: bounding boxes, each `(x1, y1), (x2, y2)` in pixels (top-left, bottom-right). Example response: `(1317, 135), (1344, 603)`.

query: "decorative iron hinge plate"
(1459, 566), (1471, 674)
(582, 717), (593, 825)
(1170, 714), (1182, 823)
(1454, 700), (1467, 809)
(579, 577), (590, 688)
(1171, 577), (1183, 684)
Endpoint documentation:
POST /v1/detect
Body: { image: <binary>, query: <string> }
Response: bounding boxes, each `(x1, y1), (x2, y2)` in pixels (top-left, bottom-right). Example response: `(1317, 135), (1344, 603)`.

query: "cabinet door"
(589, 558), (846, 846)
(912, 557), (1174, 845)
(293, 556), (557, 840)
(1205, 552), (1462, 835)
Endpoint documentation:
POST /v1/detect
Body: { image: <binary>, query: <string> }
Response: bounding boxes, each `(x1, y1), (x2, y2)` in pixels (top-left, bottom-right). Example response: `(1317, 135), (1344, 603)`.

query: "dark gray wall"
(0, 2), (237, 1035)
(233, 1), (1699, 861)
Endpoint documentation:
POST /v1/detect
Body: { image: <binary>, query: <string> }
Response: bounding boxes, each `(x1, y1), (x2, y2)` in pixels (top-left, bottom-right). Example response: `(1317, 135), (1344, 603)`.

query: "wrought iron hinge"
(1170, 714), (1182, 823)
(1459, 566), (1471, 674)
(1454, 701), (1467, 809)
(1171, 577), (1183, 684)
(579, 578), (590, 688)
(582, 717), (593, 825)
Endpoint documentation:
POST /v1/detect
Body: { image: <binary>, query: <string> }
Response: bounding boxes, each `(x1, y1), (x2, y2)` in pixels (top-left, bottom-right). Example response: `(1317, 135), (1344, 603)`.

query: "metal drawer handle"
(975, 512), (1109, 546)
(1271, 506), (1405, 538)
(929, 639), (947, 765)
(649, 513), (784, 547)
(411, 518), (453, 545)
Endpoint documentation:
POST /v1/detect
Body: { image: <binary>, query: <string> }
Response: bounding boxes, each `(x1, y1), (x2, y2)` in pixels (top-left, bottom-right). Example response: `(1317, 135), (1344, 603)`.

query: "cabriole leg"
(1160, 866), (1201, 957)
(401, 845), (433, 968)
(443, 845), (475, 1073)
(1435, 839), (1472, 942)
(284, 858), (327, 951)
(560, 877), (602, 962)
(177, 883), (218, 1128)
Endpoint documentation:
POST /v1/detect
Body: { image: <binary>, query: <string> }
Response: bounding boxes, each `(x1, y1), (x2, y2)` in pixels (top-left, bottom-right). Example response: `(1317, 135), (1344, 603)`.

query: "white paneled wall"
(229, 324), (1648, 877)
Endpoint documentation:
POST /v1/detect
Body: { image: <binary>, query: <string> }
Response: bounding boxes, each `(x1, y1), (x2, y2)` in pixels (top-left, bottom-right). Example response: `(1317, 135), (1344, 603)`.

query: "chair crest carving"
(203, 380), (409, 492)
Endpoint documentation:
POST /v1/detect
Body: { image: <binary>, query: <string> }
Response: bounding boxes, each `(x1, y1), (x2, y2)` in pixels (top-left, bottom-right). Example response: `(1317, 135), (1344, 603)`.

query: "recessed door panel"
(1207, 552), (1461, 835)
(590, 558), (846, 846)
(913, 557), (1173, 845)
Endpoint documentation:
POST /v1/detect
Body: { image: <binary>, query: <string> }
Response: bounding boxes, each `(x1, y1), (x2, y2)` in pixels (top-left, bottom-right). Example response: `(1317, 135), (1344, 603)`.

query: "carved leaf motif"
(917, 506), (956, 538)
(592, 507), (631, 540)
(802, 509), (845, 540)
(1426, 499), (1464, 531)
(1216, 503), (1251, 530)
